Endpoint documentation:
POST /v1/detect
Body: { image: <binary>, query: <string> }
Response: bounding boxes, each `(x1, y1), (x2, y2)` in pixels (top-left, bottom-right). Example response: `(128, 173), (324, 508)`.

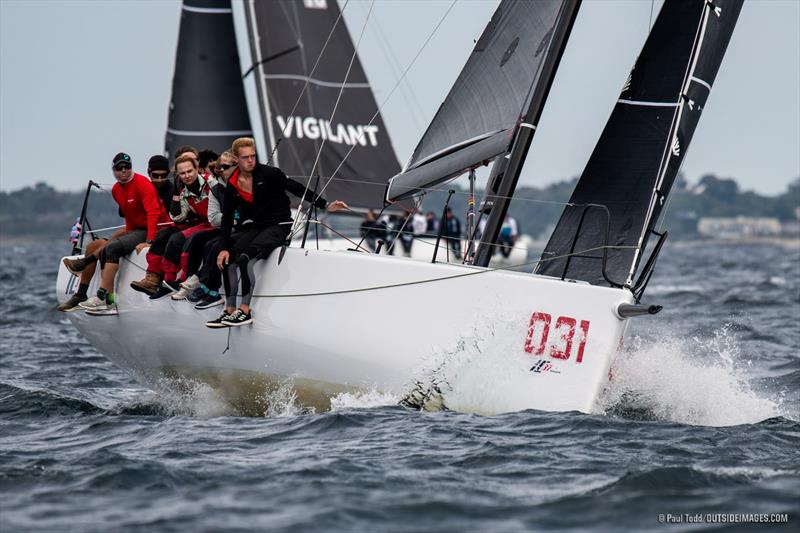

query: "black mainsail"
(231, 0), (400, 211)
(165, 0), (253, 160)
(536, 0), (743, 288)
(385, 0), (580, 202)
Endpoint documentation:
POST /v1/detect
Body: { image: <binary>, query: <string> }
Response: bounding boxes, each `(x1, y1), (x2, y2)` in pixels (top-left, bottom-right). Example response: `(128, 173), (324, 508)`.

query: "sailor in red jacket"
(68, 152), (169, 315)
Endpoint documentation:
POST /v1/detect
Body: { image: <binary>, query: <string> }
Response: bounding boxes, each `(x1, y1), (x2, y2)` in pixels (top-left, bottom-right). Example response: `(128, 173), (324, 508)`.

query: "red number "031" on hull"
(523, 312), (590, 363)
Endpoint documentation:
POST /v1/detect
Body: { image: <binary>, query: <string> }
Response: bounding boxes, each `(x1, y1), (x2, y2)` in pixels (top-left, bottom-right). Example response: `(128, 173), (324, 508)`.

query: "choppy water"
(1, 241), (798, 531)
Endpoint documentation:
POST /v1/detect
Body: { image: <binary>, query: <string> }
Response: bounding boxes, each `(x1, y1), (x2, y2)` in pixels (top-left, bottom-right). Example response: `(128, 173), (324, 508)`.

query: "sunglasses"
(150, 171), (169, 180)
(218, 164), (235, 171)
(114, 164), (132, 171)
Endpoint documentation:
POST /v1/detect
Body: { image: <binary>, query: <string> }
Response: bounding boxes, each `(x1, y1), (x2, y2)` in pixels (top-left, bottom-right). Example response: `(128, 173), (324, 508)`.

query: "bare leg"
(99, 262), (119, 293)
(80, 239), (107, 285)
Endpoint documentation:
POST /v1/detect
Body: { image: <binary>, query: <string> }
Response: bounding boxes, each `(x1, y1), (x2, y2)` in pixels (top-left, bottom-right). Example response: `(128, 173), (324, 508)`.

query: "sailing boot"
(130, 272), (162, 296)
(63, 255), (97, 276)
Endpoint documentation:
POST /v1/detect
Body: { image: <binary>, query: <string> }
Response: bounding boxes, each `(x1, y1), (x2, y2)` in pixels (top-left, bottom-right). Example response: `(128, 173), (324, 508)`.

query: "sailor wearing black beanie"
(147, 154), (173, 210)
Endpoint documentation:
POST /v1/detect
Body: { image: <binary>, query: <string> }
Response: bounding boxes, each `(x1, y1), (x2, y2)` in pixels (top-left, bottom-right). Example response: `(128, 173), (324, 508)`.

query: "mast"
(473, 0), (581, 267)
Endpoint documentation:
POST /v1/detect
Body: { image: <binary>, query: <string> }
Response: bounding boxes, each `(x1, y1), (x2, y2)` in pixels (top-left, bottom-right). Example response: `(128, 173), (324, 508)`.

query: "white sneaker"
(172, 275), (200, 300)
(171, 286), (190, 300)
(180, 275), (200, 291)
(79, 296), (107, 311)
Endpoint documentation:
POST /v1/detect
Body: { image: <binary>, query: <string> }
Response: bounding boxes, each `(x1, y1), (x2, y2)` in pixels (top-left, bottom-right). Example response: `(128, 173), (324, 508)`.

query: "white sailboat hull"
(56, 247), (632, 415)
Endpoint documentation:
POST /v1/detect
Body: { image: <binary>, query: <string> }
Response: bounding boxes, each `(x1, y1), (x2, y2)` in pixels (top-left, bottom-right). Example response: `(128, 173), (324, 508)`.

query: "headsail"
(536, 0), (743, 287)
(231, 0), (400, 210)
(165, 0), (253, 160)
(385, 0), (579, 202)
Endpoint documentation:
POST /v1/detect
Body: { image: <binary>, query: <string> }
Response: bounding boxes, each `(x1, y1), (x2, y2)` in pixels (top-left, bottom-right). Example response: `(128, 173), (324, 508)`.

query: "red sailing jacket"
(112, 173), (170, 241)
(170, 174), (218, 224)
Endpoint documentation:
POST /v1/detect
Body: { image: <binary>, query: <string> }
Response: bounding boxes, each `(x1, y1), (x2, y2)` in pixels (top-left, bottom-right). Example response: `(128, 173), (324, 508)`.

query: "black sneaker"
(195, 293), (224, 310)
(206, 310), (235, 328)
(222, 309), (253, 327)
(163, 279), (182, 292)
(149, 286), (173, 300)
(186, 286), (206, 303)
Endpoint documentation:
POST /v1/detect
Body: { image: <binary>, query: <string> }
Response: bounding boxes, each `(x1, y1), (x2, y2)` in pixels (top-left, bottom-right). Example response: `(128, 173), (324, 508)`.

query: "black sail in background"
(165, 0), (253, 161)
(537, 0), (743, 288)
(232, 0), (400, 211)
(386, 0), (571, 201)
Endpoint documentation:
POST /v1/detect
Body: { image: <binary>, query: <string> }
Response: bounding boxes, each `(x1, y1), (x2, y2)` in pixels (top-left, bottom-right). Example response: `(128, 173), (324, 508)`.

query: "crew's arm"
(283, 174), (327, 210)
(207, 191), (223, 228)
(141, 184), (163, 242)
(170, 192), (189, 223)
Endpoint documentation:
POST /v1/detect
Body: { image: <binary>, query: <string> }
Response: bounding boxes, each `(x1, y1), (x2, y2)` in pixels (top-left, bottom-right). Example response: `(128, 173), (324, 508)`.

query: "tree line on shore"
(1, 174), (797, 242)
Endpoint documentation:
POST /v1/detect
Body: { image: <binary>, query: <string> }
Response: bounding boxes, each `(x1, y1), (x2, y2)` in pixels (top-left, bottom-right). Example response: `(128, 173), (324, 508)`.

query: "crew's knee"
(103, 241), (125, 264)
(165, 238), (183, 257)
(236, 252), (252, 267)
(85, 238), (108, 256)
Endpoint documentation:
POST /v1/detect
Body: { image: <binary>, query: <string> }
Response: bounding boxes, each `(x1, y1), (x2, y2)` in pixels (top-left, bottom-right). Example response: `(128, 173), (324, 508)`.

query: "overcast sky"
(1, 0), (798, 195)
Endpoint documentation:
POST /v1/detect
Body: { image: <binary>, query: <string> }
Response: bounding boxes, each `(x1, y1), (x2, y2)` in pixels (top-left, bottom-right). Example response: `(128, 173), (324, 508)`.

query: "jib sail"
(537, 0), (743, 288)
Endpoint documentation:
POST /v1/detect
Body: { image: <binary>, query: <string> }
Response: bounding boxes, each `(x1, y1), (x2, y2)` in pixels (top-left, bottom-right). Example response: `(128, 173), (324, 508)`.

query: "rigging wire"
(290, 0), (377, 235)
(363, 2), (427, 134)
(285, 174), (580, 208)
(265, 0), (351, 164)
(312, 0), (459, 203)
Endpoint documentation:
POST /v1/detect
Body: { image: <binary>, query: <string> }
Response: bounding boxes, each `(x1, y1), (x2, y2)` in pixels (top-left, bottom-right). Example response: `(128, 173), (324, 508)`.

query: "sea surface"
(1, 241), (798, 531)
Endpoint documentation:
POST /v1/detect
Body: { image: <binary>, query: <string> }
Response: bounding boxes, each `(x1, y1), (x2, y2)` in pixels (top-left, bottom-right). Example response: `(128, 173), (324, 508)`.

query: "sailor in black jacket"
(207, 139), (347, 328)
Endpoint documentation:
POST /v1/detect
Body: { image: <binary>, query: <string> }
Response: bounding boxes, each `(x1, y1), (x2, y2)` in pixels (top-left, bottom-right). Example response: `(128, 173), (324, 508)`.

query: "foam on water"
(330, 388), (399, 410)
(596, 325), (785, 426)
(260, 378), (306, 417)
(132, 376), (235, 417)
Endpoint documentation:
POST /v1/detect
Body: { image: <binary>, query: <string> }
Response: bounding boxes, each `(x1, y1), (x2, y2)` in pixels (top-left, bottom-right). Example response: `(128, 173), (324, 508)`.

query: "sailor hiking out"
(64, 152), (170, 315)
(130, 154), (218, 299)
(207, 137), (348, 328)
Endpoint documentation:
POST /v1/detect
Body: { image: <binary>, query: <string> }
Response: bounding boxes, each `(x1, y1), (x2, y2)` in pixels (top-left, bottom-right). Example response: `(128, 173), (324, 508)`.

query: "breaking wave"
(597, 325), (787, 426)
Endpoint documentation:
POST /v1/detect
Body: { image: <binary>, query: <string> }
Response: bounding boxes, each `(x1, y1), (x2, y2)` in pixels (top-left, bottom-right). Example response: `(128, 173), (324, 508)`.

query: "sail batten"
(536, 0), (743, 289)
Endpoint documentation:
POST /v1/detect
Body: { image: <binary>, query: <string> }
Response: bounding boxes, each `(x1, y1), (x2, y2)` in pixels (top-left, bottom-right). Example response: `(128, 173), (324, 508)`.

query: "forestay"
(385, 0), (573, 202)
(165, 0), (253, 160)
(231, 0), (400, 211)
(536, 0), (743, 288)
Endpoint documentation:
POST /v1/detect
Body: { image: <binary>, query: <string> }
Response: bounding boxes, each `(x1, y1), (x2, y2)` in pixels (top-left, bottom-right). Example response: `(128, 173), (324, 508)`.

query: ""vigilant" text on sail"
(275, 116), (380, 147)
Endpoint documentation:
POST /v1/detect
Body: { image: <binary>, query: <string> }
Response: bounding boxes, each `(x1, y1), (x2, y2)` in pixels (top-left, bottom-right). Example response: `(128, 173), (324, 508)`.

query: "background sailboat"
(165, 0), (253, 160)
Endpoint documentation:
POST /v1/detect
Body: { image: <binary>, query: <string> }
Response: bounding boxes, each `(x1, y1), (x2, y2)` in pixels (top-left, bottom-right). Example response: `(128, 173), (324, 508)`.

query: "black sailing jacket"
(219, 163), (326, 251)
